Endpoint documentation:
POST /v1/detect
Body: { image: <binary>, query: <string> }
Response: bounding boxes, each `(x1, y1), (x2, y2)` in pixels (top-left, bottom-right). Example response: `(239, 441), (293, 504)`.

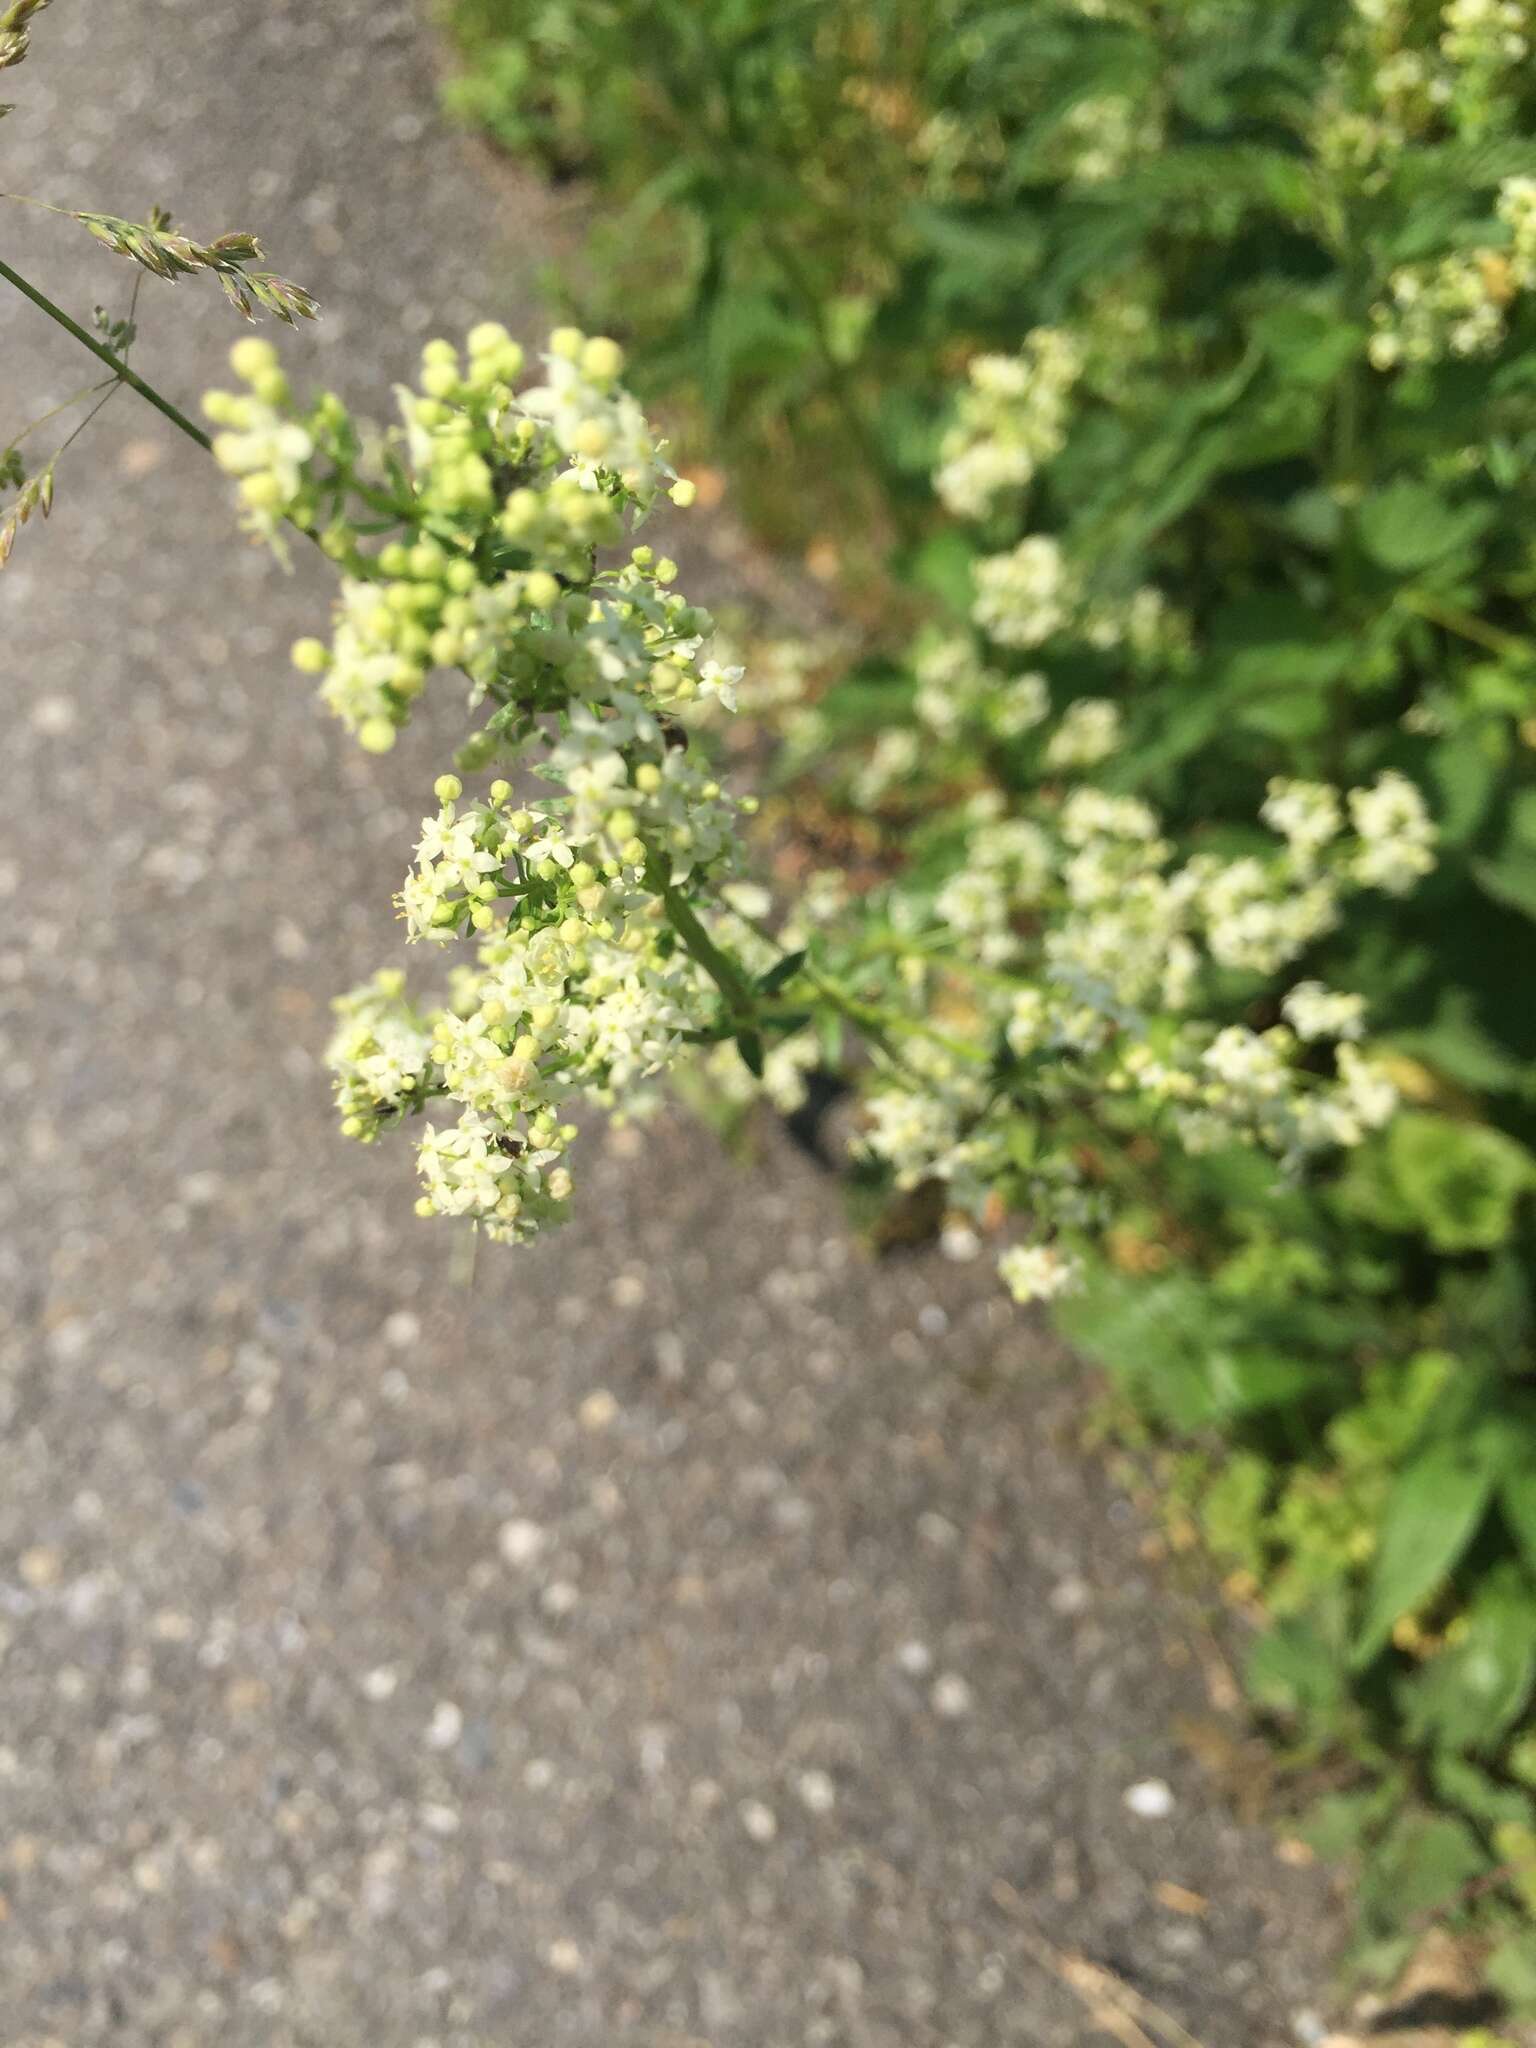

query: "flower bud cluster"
(207, 327), (753, 1242)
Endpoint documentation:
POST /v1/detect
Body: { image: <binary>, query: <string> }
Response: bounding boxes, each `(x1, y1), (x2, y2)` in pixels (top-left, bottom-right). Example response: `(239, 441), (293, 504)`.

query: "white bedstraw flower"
(1282, 982), (1367, 1041)
(1348, 770), (1438, 893)
(998, 1243), (1085, 1304)
(934, 329), (1083, 518)
(1261, 778), (1344, 870)
(1045, 698), (1122, 769)
(972, 535), (1074, 648)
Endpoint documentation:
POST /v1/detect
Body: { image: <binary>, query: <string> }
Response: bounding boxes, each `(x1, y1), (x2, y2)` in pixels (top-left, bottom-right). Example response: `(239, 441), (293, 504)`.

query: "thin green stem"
(0, 254), (211, 451)
(1401, 591), (1529, 661)
(5, 373), (115, 448)
(649, 860), (758, 1020)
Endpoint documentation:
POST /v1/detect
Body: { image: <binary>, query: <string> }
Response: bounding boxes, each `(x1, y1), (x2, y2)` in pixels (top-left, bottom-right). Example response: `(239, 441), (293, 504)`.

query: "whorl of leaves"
(75, 210), (320, 325)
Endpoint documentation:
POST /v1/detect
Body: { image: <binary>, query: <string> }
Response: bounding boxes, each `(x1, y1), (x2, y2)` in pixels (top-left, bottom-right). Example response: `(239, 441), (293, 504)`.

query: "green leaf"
(1387, 1111), (1536, 1252)
(756, 949), (806, 996)
(1358, 1809), (1489, 1932)
(906, 528), (976, 617)
(1487, 1928), (1536, 2008)
(1246, 1618), (1347, 1723)
(1400, 1565), (1536, 1751)
(1500, 1467), (1536, 1574)
(1354, 1439), (1498, 1666)
(736, 1028), (765, 1079)
(1475, 845), (1536, 921)
(1388, 989), (1532, 1096)
(1357, 480), (1493, 573)
(1428, 728), (1500, 846)
(1251, 305), (1365, 386)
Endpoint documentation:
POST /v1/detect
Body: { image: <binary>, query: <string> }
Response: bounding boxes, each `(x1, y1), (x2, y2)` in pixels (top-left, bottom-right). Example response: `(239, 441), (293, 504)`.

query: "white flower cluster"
(206, 327), (764, 1244)
(1056, 94), (1163, 185)
(1440, 0), (1529, 76)
(848, 763), (1435, 1248)
(1370, 176), (1536, 368)
(971, 534), (1183, 668)
(934, 330), (1083, 518)
(911, 637), (1051, 743)
(998, 1243), (1085, 1306)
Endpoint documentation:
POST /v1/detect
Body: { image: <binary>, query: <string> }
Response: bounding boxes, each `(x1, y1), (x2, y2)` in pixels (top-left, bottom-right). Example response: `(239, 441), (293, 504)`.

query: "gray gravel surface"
(0, 4), (1342, 2042)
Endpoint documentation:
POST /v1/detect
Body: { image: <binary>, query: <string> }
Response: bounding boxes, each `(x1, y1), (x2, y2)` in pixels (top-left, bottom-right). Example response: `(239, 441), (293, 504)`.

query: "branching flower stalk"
(0, 0), (1448, 1306)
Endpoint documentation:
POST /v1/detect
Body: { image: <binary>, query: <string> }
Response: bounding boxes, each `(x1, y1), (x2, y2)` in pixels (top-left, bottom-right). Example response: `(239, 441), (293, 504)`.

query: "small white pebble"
(360, 1667), (399, 1703)
(425, 1701), (463, 1751)
(941, 1224), (981, 1262)
(1049, 1576), (1091, 1617)
(579, 1389), (618, 1431)
(797, 1770), (836, 1815)
(917, 1304), (949, 1337)
(740, 1799), (778, 1843)
(383, 1310), (421, 1350)
(1124, 1778), (1175, 1819)
(896, 1640), (933, 1677)
(31, 695), (76, 735)
(547, 1938), (583, 1976)
(498, 1518), (546, 1568)
(419, 1803), (460, 1835)
(931, 1673), (974, 1718)
(541, 1580), (579, 1616)
(18, 1546), (63, 1589)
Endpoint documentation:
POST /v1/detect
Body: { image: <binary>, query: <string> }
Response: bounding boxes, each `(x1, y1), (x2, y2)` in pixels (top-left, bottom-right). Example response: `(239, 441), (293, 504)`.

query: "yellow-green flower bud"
(468, 320), (511, 356)
(229, 336), (279, 382)
(291, 637), (330, 674)
(668, 477), (697, 508)
(358, 716), (398, 754)
(434, 774), (463, 804)
(549, 326), (584, 360)
(580, 335), (624, 380)
(239, 472), (284, 510)
(489, 780), (512, 805)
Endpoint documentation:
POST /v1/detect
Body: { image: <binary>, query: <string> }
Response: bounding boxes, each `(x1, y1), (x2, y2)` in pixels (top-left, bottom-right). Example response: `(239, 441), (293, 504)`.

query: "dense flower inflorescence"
(207, 325), (756, 1241)
(934, 330), (1082, 518)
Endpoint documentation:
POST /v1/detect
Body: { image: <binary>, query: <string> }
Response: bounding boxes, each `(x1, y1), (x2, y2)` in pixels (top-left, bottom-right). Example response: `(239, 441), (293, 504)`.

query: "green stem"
(1401, 591), (1529, 660)
(0, 254), (212, 451)
(651, 861), (759, 1020)
(5, 373), (115, 449)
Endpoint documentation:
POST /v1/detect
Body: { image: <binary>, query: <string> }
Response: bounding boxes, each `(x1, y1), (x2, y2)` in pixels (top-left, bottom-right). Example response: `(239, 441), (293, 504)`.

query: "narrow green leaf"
(757, 948), (807, 996)
(1354, 1442), (1497, 1667)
